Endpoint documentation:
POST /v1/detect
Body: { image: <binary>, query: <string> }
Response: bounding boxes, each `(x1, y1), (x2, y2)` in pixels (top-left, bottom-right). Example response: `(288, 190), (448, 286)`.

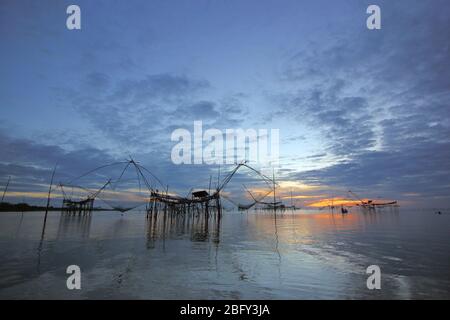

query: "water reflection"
(14, 212), (25, 238)
(56, 212), (92, 239)
(146, 209), (221, 249)
(0, 208), (449, 299)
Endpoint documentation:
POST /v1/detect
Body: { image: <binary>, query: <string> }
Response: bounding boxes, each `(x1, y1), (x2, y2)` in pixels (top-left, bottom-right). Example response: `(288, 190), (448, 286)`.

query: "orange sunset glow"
(307, 198), (363, 207)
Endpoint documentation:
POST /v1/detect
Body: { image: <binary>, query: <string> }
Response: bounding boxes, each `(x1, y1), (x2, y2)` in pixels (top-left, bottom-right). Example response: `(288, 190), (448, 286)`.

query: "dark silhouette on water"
(348, 190), (398, 209)
(0, 202), (60, 212)
(145, 200), (222, 249)
(38, 163), (57, 272)
(1, 176), (11, 203)
(59, 179), (111, 215)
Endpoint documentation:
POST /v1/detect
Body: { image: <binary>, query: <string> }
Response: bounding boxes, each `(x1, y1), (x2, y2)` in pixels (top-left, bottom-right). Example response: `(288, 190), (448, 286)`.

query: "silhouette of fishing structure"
(58, 158), (160, 215)
(287, 189), (299, 210)
(59, 179), (111, 215)
(218, 167), (277, 211)
(247, 170), (295, 211)
(348, 190), (398, 209)
(146, 161), (274, 218)
(241, 185), (281, 210)
(53, 158), (276, 221)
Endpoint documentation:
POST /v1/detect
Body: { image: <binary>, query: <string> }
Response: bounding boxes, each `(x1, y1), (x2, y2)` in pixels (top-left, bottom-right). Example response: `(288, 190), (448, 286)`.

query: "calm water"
(0, 208), (449, 299)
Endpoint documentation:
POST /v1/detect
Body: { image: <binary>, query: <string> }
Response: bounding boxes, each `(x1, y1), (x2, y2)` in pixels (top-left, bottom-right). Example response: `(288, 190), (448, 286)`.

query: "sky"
(0, 0), (449, 208)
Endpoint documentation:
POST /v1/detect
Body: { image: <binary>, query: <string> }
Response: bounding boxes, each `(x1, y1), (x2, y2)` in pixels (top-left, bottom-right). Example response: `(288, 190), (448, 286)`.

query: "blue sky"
(1, 0), (449, 208)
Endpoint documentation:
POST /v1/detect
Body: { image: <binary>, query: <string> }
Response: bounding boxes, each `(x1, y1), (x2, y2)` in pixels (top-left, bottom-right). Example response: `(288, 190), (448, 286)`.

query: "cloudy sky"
(0, 0), (449, 208)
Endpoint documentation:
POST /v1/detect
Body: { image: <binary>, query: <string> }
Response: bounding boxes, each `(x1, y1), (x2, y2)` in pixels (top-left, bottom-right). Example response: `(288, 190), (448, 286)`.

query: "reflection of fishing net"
(59, 160), (163, 212)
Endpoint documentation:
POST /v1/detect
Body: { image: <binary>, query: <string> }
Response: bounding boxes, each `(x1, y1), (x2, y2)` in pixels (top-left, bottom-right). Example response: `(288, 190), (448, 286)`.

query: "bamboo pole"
(43, 164), (57, 228)
(1, 176), (11, 203)
(273, 169), (276, 212)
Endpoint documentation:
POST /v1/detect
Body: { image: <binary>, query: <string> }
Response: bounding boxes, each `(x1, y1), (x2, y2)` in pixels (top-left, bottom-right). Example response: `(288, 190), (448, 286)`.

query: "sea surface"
(0, 208), (449, 299)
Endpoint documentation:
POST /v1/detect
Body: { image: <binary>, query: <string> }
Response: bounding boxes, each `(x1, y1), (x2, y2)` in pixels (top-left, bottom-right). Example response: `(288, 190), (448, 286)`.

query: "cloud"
(1, 0), (449, 207)
(175, 101), (220, 119)
(292, 141), (450, 203)
(269, 1), (450, 205)
(63, 73), (211, 150)
(0, 129), (119, 193)
(56, 72), (250, 158)
(84, 72), (111, 90)
(269, 80), (377, 156)
(109, 74), (209, 104)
